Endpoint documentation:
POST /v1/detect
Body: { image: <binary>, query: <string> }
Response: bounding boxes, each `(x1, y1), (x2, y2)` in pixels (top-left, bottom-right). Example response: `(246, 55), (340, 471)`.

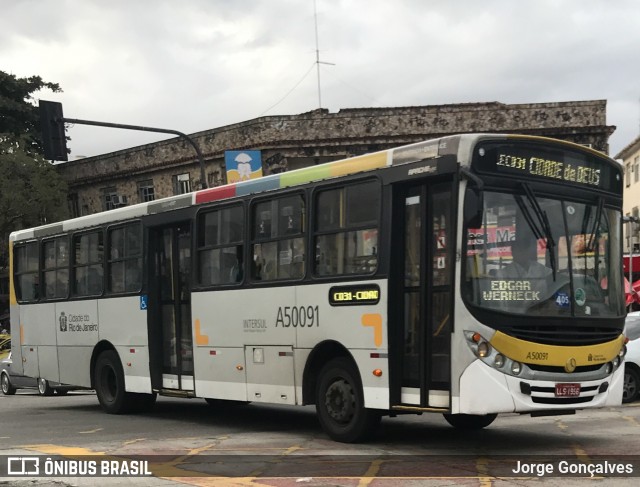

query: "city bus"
(7, 134), (627, 442)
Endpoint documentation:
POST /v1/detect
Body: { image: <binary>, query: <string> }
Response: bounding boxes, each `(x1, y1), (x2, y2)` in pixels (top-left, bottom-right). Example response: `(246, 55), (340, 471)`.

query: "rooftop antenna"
(314, 0), (335, 109)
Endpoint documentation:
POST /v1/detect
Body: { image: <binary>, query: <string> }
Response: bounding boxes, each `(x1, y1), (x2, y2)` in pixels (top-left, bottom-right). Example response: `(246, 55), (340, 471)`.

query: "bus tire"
(1, 372), (16, 395)
(37, 378), (54, 396)
(94, 350), (134, 414)
(315, 357), (380, 443)
(623, 365), (640, 403)
(443, 413), (497, 430)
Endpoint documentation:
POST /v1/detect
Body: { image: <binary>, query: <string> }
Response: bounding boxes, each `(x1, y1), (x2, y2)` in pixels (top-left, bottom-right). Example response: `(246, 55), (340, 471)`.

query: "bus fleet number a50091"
(275, 306), (320, 327)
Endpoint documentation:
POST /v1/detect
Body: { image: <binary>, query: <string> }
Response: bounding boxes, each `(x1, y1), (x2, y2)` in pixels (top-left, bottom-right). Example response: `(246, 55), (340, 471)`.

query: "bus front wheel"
(443, 413), (497, 430)
(315, 357), (380, 443)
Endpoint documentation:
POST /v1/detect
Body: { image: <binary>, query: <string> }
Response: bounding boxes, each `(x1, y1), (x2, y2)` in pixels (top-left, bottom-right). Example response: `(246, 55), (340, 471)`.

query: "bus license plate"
(555, 383), (580, 397)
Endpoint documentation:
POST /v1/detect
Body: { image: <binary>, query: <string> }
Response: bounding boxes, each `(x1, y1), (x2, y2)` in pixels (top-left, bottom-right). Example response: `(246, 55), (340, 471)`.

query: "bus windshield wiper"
(586, 197), (604, 252)
(521, 183), (557, 280)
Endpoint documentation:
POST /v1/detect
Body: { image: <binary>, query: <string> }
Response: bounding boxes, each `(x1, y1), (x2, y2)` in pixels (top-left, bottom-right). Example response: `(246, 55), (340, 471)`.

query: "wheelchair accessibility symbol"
(140, 295), (148, 310)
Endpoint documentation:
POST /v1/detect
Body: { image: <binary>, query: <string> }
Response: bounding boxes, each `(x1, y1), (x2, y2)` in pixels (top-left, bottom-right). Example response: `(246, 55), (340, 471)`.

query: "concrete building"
(56, 100), (615, 217)
(617, 134), (640, 253)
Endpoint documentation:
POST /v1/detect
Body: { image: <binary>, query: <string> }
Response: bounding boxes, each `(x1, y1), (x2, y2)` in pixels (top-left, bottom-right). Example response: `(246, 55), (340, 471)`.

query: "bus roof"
(9, 133), (615, 242)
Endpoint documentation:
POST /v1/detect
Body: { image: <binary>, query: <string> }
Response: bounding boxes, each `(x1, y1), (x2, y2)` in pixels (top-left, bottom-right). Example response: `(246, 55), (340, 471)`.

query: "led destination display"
(472, 141), (621, 194)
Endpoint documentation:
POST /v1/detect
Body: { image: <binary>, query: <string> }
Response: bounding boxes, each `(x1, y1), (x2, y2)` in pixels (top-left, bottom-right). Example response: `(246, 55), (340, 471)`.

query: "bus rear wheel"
(443, 413), (497, 430)
(94, 350), (136, 414)
(315, 357), (380, 443)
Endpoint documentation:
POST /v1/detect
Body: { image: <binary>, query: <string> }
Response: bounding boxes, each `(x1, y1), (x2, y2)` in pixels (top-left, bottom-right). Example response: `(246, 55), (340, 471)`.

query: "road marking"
(24, 444), (106, 456)
(123, 438), (146, 445)
(555, 419), (568, 431)
(79, 428), (104, 434)
(358, 459), (383, 487)
(476, 457), (493, 487)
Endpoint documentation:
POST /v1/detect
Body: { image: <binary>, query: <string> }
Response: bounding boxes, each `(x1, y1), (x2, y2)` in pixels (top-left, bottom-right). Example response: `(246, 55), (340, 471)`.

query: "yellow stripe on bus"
(490, 330), (624, 367)
(9, 240), (17, 306)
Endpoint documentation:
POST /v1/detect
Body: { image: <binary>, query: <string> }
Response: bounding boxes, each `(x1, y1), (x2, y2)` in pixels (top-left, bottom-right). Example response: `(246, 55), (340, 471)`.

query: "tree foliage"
(0, 70), (69, 270)
(0, 71), (62, 156)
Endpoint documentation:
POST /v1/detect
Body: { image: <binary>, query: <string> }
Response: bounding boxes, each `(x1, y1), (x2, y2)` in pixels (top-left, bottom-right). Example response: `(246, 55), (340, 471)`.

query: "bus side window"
(313, 181), (380, 277)
(251, 195), (305, 282)
(197, 204), (244, 287)
(107, 223), (141, 294)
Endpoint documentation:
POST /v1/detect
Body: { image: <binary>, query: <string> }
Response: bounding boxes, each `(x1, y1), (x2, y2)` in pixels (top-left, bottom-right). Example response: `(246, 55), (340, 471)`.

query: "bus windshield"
(463, 188), (625, 318)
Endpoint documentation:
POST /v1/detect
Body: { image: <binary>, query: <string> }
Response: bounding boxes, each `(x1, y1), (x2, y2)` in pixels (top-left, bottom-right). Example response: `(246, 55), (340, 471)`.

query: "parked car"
(1, 352), (81, 396)
(623, 312), (640, 403)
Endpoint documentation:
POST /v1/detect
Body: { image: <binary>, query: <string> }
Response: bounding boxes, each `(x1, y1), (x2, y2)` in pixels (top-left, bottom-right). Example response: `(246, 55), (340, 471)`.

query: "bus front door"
(392, 182), (454, 410)
(148, 222), (194, 392)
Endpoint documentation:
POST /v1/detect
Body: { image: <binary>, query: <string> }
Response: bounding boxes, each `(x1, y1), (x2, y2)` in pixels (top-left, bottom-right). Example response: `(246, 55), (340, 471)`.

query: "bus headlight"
(511, 362), (522, 375)
(464, 330), (521, 377)
(613, 357), (620, 368)
(478, 342), (490, 358)
(605, 363), (613, 374)
(619, 345), (627, 359)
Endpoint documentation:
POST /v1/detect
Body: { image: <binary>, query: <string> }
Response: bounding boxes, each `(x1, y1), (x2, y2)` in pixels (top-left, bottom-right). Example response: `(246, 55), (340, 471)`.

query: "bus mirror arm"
(461, 168), (484, 228)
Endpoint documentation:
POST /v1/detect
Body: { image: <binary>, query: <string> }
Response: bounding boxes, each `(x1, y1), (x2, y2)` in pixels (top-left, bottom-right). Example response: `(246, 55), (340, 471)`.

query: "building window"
(627, 164), (632, 187)
(208, 171), (223, 188)
(68, 193), (80, 218)
(103, 187), (118, 211)
(173, 173), (192, 195)
(636, 157), (640, 184)
(138, 180), (155, 202)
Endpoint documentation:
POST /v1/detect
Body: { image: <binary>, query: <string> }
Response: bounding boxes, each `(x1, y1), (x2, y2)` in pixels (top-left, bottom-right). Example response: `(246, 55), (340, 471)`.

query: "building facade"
(617, 135), (640, 253)
(56, 100), (615, 217)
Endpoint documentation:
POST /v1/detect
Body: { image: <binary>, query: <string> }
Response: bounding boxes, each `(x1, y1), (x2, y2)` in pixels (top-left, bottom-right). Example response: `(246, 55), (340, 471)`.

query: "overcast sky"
(2, 0), (639, 159)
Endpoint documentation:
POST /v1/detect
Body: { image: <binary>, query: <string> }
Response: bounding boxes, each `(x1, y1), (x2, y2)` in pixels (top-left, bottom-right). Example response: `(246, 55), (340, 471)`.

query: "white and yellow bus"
(8, 134), (628, 442)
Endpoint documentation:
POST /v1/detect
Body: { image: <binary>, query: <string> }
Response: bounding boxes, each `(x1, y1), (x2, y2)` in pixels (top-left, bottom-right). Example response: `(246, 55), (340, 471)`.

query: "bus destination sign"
(472, 141), (621, 194)
(329, 284), (381, 306)
(496, 153), (600, 187)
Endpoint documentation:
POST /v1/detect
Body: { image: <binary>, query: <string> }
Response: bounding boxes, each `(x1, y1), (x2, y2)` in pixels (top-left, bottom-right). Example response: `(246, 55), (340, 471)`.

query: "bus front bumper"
(456, 360), (624, 415)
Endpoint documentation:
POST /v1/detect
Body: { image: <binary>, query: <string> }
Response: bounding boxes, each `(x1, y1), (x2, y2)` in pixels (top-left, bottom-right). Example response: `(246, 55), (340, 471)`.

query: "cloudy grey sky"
(2, 0), (639, 159)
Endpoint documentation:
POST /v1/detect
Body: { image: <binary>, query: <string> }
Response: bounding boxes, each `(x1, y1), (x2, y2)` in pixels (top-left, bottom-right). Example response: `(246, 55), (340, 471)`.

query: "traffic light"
(39, 100), (68, 161)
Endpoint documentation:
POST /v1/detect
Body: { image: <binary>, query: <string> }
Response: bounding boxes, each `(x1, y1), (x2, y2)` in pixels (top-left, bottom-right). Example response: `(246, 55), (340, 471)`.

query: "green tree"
(0, 71), (69, 270)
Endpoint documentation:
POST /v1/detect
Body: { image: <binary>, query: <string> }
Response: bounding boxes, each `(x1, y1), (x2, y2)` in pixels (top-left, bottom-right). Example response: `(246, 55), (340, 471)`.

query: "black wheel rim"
(624, 373), (636, 401)
(324, 378), (356, 424)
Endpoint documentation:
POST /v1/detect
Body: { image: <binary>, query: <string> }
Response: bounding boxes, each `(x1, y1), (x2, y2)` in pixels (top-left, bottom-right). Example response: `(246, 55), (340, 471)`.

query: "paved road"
(1, 390), (639, 486)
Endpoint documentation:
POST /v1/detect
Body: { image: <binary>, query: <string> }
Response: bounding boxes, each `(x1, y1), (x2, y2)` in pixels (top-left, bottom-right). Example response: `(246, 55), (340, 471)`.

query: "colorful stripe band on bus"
(195, 151), (389, 205)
